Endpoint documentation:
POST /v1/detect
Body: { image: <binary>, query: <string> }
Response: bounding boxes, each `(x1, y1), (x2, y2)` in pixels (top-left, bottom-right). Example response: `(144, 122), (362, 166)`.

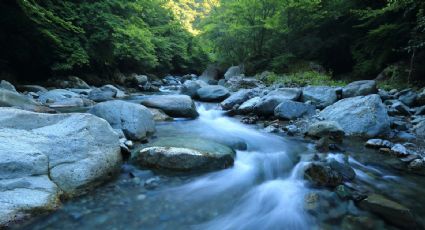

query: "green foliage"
(262, 71), (345, 87)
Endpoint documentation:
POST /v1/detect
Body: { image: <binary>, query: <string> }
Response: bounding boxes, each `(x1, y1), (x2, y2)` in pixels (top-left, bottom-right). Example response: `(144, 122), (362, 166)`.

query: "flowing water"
(14, 97), (425, 230)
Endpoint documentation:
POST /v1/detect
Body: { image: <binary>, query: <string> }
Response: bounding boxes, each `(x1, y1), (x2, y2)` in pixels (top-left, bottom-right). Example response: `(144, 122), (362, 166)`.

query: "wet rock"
(304, 163), (343, 187)
(132, 137), (235, 172)
(38, 89), (80, 103)
(397, 89), (417, 106)
(253, 88), (301, 116)
(144, 177), (161, 190)
(307, 121), (345, 141)
(89, 100), (155, 140)
(224, 65), (243, 80)
(301, 86), (338, 109)
(221, 89), (257, 110)
(197, 85), (230, 102)
(88, 87), (116, 102)
(358, 194), (416, 228)
(139, 95), (198, 118)
(390, 101), (411, 116)
(413, 120), (425, 138)
(342, 80), (377, 98)
(0, 80), (17, 92)
(319, 95), (390, 137)
(328, 159), (356, 181)
(0, 108), (122, 225)
(341, 215), (381, 230)
(408, 159), (425, 171)
(285, 124), (299, 136)
(241, 115), (259, 124)
(101, 84), (126, 98)
(237, 96), (261, 114)
(274, 100), (315, 120)
(180, 80), (207, 98)
(390, 144), (408, 157)
(365, 139), (394, 149)
(415, 105), (425, 115)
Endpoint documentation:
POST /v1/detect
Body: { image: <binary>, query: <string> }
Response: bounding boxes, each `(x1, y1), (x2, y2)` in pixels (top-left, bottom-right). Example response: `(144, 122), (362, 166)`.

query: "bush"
(261, 71), (345, 87)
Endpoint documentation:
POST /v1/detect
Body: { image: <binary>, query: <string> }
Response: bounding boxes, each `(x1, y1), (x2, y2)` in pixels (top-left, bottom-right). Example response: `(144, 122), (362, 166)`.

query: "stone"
(365, 139), (394, 149)
(89, 100), (155, 140)
(301, 86), (338, 109)
(224, 76), (265, 91)
(224, 65), (243, 80)
(342, 80), (377, 98)
(139, 95), (198, 118)
(17, 85), (48, 93)
(328, 159), (356, 180)
(197, 85), (230, 102)
(48, 76), (90, 89)
(274, 100), (316, 120)
(408, 159), (425, 171)
(88, 87), (116, 102)
(148, 108), (173, 121)
(101, 84), (126, 98)
(221, 89), (257, 110)
(253, 88), (301, 116)
(391, 144), (408, 156)
(341, 215), (381, 230)
(0, 89), (51, 113)
(180, 80), (207, 98)
(304, 163), (343, 187)
(358, 194), (416, 228)
(0, 80), (17, 92)
(199, 65), (220, 84)
(237, 96), (261, 114)
(414, 120), (425, 138)
(391, 101), (411, 116)
(319, 95), (390, 137)
(131, 137), (235, 171)
(416, 89), (425, 106)
(307, 121), (345, 141)
(397, 89), (417, 106)
(0, 108), (122, 225)
(415, 105), (425, 115)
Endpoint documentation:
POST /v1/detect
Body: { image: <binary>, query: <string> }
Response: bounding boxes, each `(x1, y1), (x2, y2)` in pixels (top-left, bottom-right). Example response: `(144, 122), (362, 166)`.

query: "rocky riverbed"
(1, 66), (425, 229)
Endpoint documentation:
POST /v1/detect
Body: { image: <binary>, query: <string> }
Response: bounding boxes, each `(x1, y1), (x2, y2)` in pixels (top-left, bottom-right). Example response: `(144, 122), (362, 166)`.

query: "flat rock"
(302, 86), (338, 109)
(342, 80), (377, 98)
(139, 95), (198, 118)
(197, 85), (230, 102)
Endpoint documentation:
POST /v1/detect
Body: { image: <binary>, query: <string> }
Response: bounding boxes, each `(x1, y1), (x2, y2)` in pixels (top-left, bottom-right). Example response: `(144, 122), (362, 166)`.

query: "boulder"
(101, 84), (126, 98)
(274, 100), (315, 120)
(319, 95), (390, 137)
(89, 100), (155, 140)
(17, 85), (48, 93)
(197, 85), (230, 102)
(237, 96), (261, 114)
(131, 137), (235, 171)
(365, 139), (394, 149)
(0, 89), (51, 112)
(88, 86), (116, 102)
(221, 89), (257, 110)
(48, 76), (90, 89)
(359, 194), (416, 228)
(414, 120), (425, 138)
(0, 80), (17, 92)
(302, 86), (338, 109)
(253, 88), (302, 116)
(0, 108), (122, 225)
(224, 65), (243, 80)
(139, 95), (198, 118)
(148, 108), (173, 121)
(342, 80), (377, 98)
(180, 80), (207, 98)
(391, 144), (408, 156)
(306, 121), (345, 141)
(328, 159), (356, 181)
(390, 101), (411, 116)
(304, 163), (343, 187)
(38, 89), (81, 103)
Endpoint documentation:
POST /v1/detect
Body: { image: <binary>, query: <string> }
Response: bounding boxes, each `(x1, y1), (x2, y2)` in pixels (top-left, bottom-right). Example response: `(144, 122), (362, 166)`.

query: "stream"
(12, 93), (425, 230)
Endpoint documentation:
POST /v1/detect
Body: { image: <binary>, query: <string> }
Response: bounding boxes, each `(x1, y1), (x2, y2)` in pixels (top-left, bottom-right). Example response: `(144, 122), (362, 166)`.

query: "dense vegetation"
(0, 0), (210, 81)
(0, 0), (424, 84)
(200, 0), (425, 83)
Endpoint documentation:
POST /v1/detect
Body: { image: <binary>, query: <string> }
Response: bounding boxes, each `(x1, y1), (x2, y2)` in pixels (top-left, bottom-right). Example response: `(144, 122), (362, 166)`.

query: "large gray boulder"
(221, 89), (257, 110)
(139, 95), (198, 118)
(180, 80), (207, 98)
(88, 86), (116, 102)
(224, 65), (243, 80)
(237, 96), (261, 114)
(38, 89), (92, 108)
(253, 88), (301, 116)
(274, 100), (315, 120)
(197, 85), (230, 102)
(0, 89), (51, 112)
(342, 80), (377, 98)
(224, 76), (265, 92)
(131, 137), (235, 171)
(0, 108), (122, 226)
(89, 100), (155, 140)
(302, 86), (338, 109)
(319, 95), (390, 137)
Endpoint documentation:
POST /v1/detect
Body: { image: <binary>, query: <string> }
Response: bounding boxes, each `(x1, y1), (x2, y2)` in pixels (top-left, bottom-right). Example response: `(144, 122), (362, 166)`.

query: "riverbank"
(1, 67), (425, 229)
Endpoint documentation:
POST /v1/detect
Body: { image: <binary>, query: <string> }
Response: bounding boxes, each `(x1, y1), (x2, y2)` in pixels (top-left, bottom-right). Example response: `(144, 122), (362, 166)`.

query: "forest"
(0, 0), (424, 85)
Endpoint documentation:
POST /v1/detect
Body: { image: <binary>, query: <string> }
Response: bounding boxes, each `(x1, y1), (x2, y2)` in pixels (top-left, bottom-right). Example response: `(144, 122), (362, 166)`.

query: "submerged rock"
(358, 194), (416, 228)
(319, 95), (390, 137)
(89, 100), (155, 140)
(304, 163), (343, 187)
(132, 137), (235, 171)
(139, 95), (198, 118)
(0, 108), (122, 226)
